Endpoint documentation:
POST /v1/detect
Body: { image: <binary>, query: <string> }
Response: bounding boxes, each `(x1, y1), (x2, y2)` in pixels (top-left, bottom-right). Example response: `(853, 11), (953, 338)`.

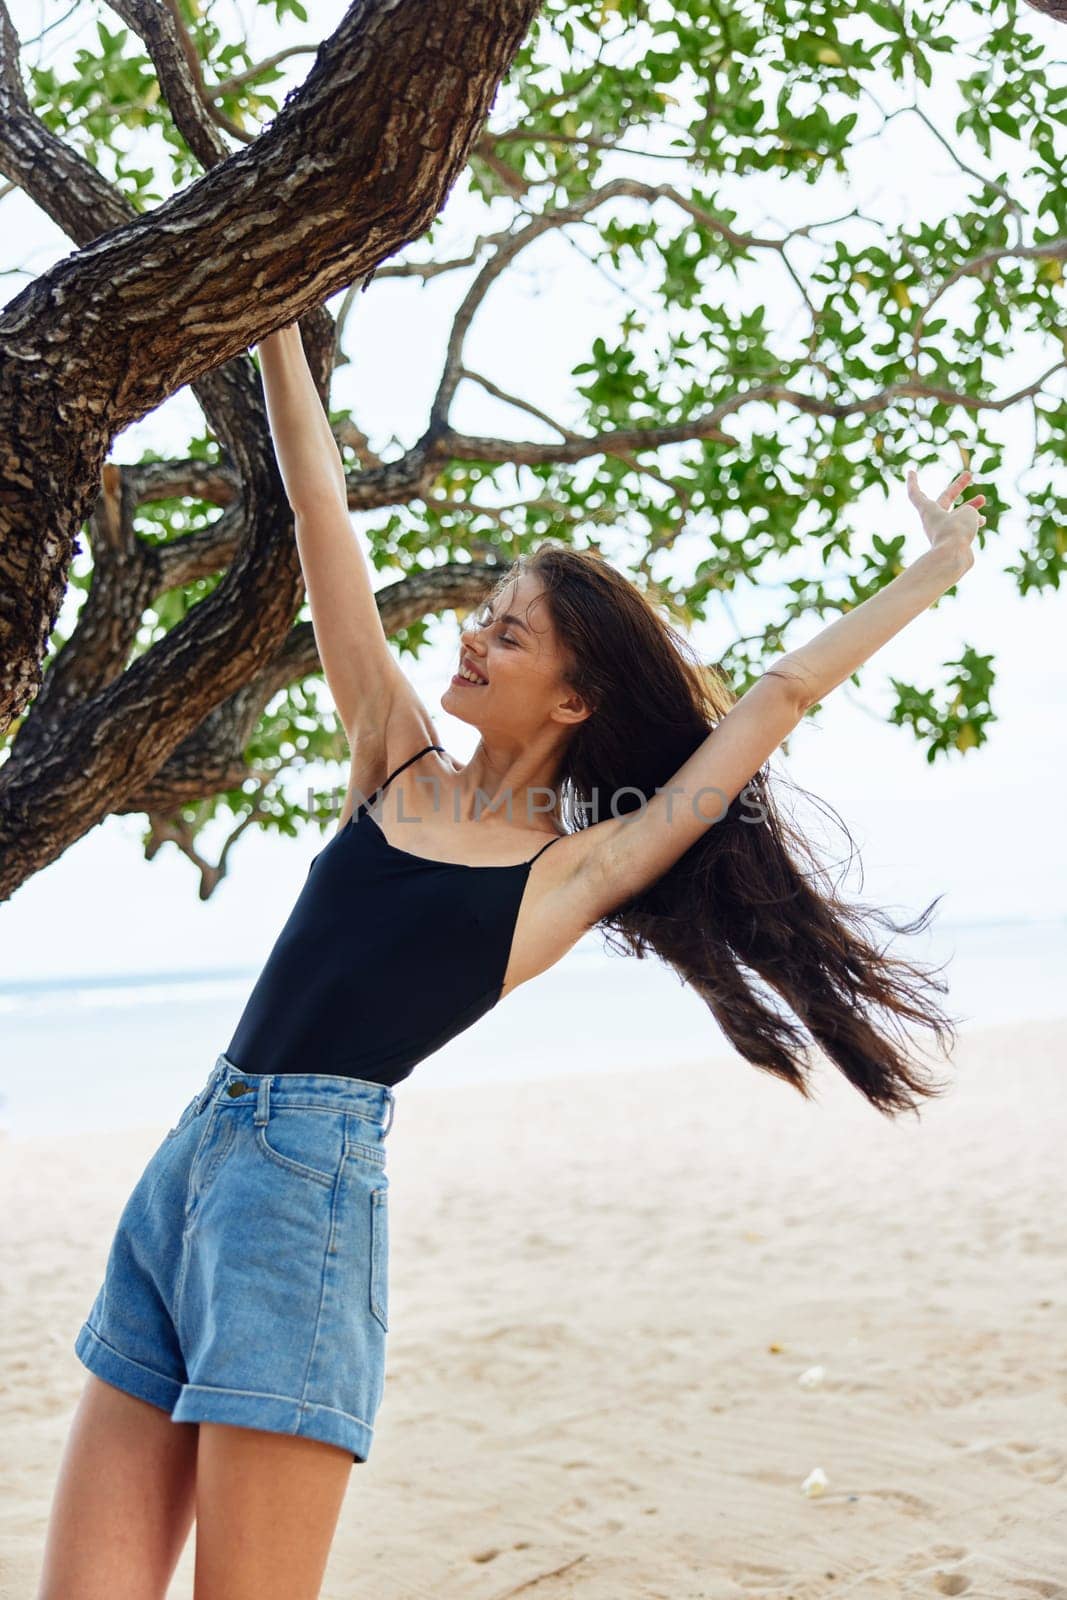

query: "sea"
(1, 915), (1064, 1140)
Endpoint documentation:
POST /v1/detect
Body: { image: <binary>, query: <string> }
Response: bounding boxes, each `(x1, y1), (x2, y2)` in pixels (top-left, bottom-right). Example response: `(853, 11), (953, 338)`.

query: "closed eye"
(472, 602), (519, 647)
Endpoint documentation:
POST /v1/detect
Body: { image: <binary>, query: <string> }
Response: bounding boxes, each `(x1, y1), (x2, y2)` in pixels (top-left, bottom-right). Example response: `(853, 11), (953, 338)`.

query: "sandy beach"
(2, 1015), (1064, 1598)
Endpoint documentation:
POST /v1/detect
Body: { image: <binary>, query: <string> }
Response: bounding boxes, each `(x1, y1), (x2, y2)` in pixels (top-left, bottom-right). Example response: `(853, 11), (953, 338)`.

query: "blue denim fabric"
(74, 1052), (396, 1464)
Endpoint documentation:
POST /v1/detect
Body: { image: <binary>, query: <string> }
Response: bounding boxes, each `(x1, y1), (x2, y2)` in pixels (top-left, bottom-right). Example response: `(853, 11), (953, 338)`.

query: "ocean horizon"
(2, 912), (1064, 1139)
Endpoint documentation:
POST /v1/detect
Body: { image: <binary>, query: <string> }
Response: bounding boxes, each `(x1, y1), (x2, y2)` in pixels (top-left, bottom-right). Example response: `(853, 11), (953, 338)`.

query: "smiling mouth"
(453, 658), (489, 686)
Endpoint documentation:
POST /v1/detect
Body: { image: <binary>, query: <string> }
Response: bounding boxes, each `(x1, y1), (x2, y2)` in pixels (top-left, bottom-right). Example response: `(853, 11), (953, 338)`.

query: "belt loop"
(196, 1058), (222, 1114)
(381, 1091), (395, 1137)
(254, 1075), (272, 1127)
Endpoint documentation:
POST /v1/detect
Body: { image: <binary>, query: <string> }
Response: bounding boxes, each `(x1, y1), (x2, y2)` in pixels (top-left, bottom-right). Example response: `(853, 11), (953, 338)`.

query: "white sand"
(2, 1016), (1065, 1598)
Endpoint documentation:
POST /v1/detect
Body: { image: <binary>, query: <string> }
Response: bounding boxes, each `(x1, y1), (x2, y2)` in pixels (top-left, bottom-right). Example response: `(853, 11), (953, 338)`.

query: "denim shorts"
(74, 1051), (396, 1464)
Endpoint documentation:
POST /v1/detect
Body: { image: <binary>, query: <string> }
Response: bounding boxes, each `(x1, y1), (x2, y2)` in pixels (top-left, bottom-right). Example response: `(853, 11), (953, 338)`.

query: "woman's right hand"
(906, 467), (987, 574)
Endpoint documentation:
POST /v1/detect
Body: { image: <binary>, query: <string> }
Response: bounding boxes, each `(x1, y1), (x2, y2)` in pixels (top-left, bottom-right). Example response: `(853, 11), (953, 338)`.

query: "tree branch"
(117, 562), (505, 824)
(910, 237), (1067, 353)
(144, 780), (274, 901)
(425, 177), (860, 433)
(209, 45), (318, 100)
(106, 0), (237, 166)
(459, 366), (582, 440)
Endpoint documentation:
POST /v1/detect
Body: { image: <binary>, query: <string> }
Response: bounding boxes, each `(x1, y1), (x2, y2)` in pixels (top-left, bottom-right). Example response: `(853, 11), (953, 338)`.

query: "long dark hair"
(481, 544), (960, 1120)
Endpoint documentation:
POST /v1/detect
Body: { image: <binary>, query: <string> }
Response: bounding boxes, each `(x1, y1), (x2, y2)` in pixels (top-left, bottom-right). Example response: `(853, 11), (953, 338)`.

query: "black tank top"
(224, 745), (564, 1087)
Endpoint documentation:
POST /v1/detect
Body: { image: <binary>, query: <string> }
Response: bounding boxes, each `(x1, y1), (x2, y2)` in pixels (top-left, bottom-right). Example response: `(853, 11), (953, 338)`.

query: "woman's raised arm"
(579, 467), (987, 915)
(255, 322), (404, 740)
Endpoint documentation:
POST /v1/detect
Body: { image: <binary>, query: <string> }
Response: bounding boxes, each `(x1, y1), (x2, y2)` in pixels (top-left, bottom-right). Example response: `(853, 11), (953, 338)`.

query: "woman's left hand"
(906, 467), (987, 574)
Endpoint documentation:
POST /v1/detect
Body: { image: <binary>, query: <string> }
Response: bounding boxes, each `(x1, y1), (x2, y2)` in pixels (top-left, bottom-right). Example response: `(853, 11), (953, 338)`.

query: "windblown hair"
(481, 543), (960, 1120)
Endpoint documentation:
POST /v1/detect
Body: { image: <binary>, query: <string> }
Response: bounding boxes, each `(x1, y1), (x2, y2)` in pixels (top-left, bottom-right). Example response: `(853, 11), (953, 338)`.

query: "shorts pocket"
(255, 1106), (346, 1188)
(370, 1187), (389, 1331)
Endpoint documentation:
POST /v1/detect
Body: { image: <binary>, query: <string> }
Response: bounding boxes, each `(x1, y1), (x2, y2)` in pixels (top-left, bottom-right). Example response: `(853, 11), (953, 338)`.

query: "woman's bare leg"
(36, 1373), (199, 1600)
(192, 1423), (352, 1600)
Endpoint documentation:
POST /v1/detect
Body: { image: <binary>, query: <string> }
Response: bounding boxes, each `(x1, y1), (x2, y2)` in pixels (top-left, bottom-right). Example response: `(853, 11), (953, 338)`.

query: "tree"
(0, 0), (1063, 900)
(1023, 0), (1067, 20)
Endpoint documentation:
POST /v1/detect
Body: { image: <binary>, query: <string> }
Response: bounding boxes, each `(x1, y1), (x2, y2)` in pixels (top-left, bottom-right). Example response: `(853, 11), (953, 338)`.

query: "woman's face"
(442, 571), (578, 741)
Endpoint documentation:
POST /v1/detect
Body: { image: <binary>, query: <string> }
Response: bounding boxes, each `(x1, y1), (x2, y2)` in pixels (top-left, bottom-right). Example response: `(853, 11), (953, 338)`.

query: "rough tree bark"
(0, 0), (542, 898)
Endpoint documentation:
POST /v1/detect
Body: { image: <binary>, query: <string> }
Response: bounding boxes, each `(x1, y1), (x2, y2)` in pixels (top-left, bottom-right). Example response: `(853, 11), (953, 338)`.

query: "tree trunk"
(0, 0), (541, 893)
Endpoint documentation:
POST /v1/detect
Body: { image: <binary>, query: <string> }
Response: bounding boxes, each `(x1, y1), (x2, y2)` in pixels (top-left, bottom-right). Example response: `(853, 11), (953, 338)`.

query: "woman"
(38, 320), (986, 1600)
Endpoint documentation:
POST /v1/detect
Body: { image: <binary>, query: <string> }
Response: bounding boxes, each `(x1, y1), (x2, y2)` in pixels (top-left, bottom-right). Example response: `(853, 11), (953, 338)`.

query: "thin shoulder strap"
(363, 744), (445, 813)
(527, 831), (565, 866)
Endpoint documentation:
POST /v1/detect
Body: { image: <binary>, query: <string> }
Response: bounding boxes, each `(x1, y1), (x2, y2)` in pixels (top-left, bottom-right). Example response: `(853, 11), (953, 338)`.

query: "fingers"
(908, 468), (988, 529)
(952, 482), (988, 528)
(909, 468), (987, 513)
(937, 469), (972, 509)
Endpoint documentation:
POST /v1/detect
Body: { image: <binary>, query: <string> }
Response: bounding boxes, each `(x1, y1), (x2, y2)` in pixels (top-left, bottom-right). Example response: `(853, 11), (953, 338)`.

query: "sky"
(0, 0), (1064, 987)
